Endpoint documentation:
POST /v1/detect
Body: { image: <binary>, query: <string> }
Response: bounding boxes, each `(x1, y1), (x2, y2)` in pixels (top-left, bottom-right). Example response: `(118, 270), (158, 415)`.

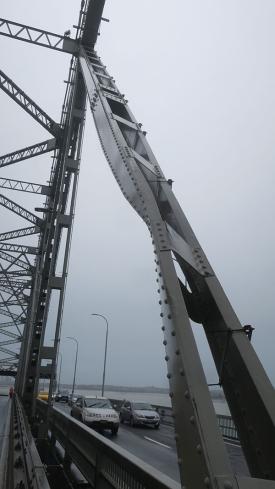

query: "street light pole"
(66, 336), (78, 400)
(57, 352), (62, 393)
(91, 314), (109, 397)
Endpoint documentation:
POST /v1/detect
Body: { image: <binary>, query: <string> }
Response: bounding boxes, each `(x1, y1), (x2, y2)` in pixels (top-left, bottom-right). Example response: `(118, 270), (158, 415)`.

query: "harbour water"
(74, 388), (231, 416)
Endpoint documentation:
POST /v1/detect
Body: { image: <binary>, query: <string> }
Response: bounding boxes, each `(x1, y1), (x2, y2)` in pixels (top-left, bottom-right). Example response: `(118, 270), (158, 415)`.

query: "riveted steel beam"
(0, 177), (50, 195)
(0, 139), (56, 168)
(0, 279), (30, 288)
(0, 308), (23, 320)
(0, 226), (40, 242)
(3, 270), (32, 277)
(0, 287), (27, 301)
(0, 70), (60, 137)
(0, 320), (25, 328)
(0, 242), (38, 255)
(0, 299), (27, 307)
(0, 17), (78, 54)
(0, 251), (32, 271)
(82, 0), (106, 48)
(0, 346), (18, 357)
(0, 333), (22, 343)
(80, 47), (275, 486)
(0, 244), (37, 257)
(0, 194), (42, 226)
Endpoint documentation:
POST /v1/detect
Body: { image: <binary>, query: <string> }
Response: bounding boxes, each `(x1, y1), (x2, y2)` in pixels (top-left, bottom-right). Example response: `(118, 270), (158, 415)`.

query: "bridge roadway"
(0, 395), (249, 484)
(56, 403), (249, 483)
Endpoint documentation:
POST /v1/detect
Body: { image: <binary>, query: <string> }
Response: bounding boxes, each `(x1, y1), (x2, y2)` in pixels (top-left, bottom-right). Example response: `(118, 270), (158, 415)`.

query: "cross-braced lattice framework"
(1, 1), (275, 488)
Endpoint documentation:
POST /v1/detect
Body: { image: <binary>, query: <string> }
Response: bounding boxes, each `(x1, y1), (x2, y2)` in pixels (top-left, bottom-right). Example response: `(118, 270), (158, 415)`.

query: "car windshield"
(132, 402), (154, 410)
(85, 398), (112, 409)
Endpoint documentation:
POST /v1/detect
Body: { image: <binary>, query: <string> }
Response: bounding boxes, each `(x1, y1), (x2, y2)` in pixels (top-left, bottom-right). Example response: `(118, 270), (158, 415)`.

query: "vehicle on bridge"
(54, 390), (69, 403)
(71, 396), (120, 435)
(37, 391), (48, 401)
(119, 400), (160, 429)
(68, 393), (78, 406)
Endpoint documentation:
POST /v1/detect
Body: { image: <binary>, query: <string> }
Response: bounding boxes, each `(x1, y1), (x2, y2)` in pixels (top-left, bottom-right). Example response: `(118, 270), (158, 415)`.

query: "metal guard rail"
(37, 400), (180, 489)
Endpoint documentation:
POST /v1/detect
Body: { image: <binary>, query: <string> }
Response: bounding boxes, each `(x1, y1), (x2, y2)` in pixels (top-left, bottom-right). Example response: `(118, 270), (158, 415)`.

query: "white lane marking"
(144, 436), (171, 449)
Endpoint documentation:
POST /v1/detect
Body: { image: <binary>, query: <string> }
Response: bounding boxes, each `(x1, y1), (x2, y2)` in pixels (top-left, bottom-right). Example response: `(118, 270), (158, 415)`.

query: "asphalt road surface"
(56, 402), (249, 482)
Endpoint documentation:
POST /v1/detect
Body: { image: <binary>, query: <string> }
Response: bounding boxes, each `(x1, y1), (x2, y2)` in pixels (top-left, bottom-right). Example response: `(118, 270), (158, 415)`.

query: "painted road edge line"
(144, 436), (171, 449)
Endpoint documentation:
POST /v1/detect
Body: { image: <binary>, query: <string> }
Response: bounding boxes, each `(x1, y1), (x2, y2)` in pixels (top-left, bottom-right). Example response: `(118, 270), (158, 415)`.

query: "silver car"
(120, 401), (160, 428)
(71, 396), (120, 435)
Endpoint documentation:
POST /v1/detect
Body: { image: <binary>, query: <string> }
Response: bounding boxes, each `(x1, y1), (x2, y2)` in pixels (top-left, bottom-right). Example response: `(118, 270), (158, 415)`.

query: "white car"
(71, 396), (119, 435)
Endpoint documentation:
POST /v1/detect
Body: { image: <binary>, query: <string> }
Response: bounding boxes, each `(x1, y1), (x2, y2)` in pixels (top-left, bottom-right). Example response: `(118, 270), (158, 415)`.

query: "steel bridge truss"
(0, 1), (274, 489)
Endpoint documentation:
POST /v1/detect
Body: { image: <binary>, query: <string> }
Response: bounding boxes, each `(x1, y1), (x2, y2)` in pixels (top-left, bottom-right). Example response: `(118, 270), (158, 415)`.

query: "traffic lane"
(110, 424), (180, 482)
(54, 403), (249, 478)
(0, 396), (9, 459)
(55, 403), (180, 481)
(114, 421), (249, 476)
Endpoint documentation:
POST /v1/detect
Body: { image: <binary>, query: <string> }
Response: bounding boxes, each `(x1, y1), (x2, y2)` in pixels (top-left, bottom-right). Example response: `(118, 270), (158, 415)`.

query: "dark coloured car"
(55, 390), (69, 403)
(119, 401), (160, 428)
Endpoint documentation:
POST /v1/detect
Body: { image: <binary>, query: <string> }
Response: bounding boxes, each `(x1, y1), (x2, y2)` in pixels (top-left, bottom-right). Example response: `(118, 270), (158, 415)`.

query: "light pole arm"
(91, 313), (109, 397)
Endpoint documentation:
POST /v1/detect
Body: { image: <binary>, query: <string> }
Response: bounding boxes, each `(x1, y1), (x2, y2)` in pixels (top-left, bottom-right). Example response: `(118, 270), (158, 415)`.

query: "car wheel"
(130, 416), (135, 427)
(154, 423), (160, 430)
(111, 426), (119, 436)
(81, 415), (85, 424)
(119, 414), (124, 424)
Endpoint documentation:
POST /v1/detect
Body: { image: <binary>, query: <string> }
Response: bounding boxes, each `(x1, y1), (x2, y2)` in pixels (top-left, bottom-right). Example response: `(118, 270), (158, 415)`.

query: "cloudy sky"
(1, 1), (274, 388)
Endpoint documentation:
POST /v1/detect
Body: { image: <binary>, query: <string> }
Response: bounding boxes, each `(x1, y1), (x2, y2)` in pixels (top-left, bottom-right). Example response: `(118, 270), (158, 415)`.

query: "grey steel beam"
(0, 320), (24, 328)
(0, 346), (19, 357)
(0, 308), (22, 320)
(19, 62), (87, 414)
(0, 251), (32, 271)
(0, 194), (41, 226)
(0, 226), (39, 242)
(0, 285), (23, 295)
(82, 0), (106, 48)
(0, 369), (16, 376)
(0, 17), (78, 54)
(0, 337), (21, 345)
(3, 270), (32, 277)
(0, 300), (27, 307)
(0, 139), (56, 168)
(80, 48), (275, 486)
(0, 177), (50, 195)
(0, 243), (38, 255)
(0, 70), (60, 137)
(0, 279), (30, 288)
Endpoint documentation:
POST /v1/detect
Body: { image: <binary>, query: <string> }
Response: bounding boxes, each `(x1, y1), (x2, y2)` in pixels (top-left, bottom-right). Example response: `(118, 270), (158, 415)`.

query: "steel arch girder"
(79, 51), (235, 489)
(80, 49), (275, 485)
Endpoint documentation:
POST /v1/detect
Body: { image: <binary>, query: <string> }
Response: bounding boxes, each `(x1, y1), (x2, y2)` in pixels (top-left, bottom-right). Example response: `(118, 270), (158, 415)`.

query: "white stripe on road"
(144, 436), (171, 449)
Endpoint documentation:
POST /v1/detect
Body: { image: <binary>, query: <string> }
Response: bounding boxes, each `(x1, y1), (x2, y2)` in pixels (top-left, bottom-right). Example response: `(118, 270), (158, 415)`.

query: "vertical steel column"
(18, 63), (86, 415)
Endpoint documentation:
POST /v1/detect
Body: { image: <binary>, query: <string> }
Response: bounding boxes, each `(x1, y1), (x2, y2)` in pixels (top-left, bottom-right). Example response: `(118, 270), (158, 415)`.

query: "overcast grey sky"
(1, 1), (274, 388)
